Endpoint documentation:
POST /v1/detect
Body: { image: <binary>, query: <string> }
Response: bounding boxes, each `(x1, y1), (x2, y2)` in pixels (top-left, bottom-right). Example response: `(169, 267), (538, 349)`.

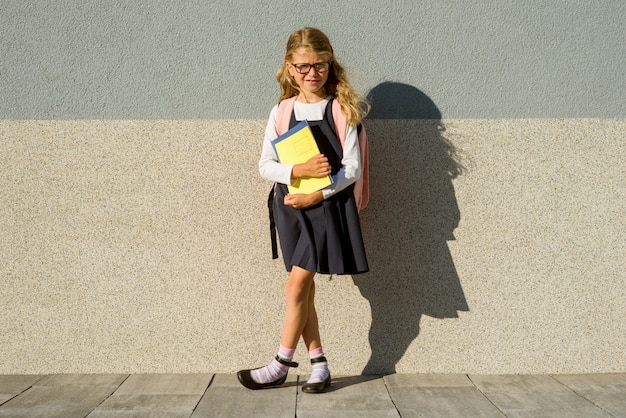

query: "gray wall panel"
(1, 0), (624, 118)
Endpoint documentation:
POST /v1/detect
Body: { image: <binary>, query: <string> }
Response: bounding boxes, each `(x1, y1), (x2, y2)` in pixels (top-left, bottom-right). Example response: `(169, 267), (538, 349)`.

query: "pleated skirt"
(273, 183), (369, 275)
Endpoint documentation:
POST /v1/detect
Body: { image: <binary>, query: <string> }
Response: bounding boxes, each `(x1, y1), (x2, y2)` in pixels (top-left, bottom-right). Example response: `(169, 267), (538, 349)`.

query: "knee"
(285, 278), (308, 302)
(284, 270), (314, 302)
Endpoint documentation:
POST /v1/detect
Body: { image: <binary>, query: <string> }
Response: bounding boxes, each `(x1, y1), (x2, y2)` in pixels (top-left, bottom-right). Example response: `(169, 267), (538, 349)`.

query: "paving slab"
(88, 394), (201, 418)
(385, 375), (506, 418)
(469, 374), (571, 394)
(87, 373), (212, 418)
(484, 391), (612, 418)
(191, 373), (297, 418)
(113, 373), (212, 396)
(554, 374), (626, 387)
(385, 373), (474, 388)
(554, 374), (626, 418)
(296, 375), (399, 418)
(0, 374), (127, 418)
(0, 375), (43, 404)
(470, 375), (614, 418)
(0, 385), (117, 418)
(35, 374), (128, 388)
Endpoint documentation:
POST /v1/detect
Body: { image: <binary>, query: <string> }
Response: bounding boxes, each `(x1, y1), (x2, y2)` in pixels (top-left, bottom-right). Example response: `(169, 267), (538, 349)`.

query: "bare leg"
(280, 265), (316, 349)
(299, 279), (330, 391)
(237, 265), (315, 389)
(301, 280), (322, 351)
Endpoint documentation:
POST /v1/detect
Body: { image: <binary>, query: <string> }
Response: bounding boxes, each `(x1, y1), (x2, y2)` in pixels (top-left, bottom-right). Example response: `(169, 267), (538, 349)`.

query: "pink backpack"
(275, 96), (369, 211)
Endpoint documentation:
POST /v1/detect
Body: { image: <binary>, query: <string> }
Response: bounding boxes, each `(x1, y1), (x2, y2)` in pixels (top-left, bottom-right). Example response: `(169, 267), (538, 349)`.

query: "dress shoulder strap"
(331, 99), (348, 147)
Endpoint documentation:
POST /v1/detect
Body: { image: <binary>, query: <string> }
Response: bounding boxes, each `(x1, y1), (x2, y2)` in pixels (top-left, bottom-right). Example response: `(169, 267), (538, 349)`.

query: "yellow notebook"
(272, 120), (333, 194)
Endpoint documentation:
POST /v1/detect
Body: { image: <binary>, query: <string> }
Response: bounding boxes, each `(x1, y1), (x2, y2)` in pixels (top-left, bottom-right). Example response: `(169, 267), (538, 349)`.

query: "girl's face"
(288, 48), (331, 102)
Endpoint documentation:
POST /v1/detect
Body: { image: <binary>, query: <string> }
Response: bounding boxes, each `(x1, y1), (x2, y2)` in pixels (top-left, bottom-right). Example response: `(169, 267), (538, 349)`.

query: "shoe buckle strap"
(275, 355), (299, 368)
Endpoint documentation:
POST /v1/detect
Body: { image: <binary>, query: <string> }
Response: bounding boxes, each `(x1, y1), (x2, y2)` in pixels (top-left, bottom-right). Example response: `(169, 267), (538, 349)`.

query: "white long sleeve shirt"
(258, 98), (361, 199)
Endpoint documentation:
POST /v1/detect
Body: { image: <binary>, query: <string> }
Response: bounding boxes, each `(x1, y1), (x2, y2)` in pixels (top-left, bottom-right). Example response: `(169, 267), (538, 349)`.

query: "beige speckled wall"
(1, 118), (623, 374)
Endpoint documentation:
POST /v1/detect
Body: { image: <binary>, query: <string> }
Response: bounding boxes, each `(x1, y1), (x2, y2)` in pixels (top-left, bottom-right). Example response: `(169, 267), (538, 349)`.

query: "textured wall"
(1, 1), (625, 374)
(1, 115), (624, 374)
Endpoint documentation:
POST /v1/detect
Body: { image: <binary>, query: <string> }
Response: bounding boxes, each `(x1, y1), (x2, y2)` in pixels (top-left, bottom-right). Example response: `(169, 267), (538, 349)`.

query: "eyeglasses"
(291, 62), (330, 74)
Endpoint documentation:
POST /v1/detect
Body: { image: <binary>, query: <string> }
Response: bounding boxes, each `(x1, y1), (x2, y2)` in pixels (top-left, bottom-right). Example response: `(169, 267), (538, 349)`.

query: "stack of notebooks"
(271, 120), (332, 194)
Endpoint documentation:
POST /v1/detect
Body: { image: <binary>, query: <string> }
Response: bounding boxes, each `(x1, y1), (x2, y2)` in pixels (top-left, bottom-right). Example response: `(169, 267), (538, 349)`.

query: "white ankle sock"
(307, 348), (329, 384)
(251, 345), (296, 384)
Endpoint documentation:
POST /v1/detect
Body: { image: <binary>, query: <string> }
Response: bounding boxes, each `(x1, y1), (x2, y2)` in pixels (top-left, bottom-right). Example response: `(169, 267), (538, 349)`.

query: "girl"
(237, 27), (369, 393)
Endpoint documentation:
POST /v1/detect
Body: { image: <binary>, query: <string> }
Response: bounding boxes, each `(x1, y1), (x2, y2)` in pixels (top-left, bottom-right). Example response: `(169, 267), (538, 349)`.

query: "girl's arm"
(284, 190), (324, 209)
(258, 105), (294, 185)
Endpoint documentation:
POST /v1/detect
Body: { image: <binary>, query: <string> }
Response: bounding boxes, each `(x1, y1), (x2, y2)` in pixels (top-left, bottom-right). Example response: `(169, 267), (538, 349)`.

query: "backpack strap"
(331, 101), (369, 211)
(331, 100), (347, 146)
(276, 96), (297, 136)
(268, 185), (278, 259)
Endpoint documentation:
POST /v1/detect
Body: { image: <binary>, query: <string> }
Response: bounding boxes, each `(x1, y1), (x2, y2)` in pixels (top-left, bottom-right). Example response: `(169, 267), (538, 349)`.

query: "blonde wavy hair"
(277, 27), (369, 127)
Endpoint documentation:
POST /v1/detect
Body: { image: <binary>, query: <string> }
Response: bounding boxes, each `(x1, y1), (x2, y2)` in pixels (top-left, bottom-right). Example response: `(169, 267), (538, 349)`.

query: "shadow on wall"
(353, 82), (469, 375)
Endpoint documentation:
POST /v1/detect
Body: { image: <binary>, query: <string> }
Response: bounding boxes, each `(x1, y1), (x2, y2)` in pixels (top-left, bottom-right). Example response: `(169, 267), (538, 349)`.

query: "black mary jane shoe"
(301, 356), (331, 393)
(237, 356), (299, 390)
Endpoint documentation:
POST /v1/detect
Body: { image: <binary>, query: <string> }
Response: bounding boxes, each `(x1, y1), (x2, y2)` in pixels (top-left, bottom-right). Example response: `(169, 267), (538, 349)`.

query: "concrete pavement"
(0, 373), (624, 417)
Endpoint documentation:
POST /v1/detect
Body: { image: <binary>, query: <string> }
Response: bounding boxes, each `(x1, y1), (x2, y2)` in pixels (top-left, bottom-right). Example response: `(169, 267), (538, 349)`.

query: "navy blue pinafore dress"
(271, 99), (369, 275)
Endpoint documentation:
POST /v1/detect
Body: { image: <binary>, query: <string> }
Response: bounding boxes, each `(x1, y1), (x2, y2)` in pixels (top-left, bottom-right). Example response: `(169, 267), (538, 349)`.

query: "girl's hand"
(292, 154), (331, 179)
(284, 191), (324, 210)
